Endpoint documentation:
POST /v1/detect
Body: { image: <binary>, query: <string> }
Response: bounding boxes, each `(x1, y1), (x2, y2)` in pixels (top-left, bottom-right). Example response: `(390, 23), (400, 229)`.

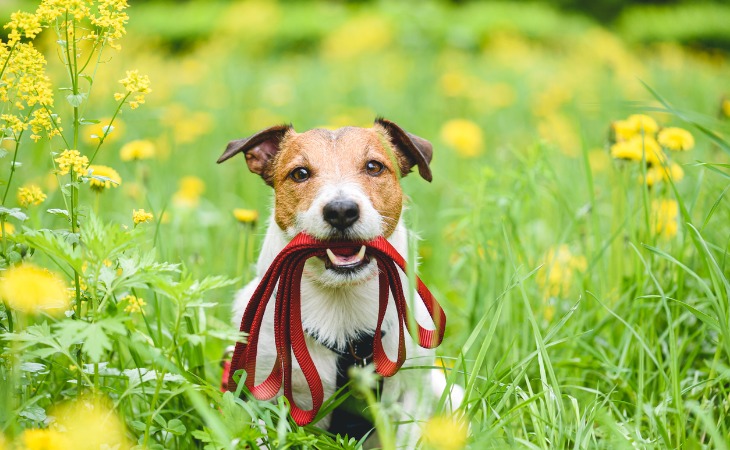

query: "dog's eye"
(365, 160), (385, 176)
(289, 167), (310, 182)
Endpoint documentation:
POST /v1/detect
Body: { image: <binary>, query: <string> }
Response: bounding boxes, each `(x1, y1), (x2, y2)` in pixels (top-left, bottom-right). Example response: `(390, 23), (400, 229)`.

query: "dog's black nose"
(323, 200), (359, 231)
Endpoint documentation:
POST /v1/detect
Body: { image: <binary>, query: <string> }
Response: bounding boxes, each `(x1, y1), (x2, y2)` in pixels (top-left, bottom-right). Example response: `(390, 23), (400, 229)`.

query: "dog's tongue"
(326, 246), (366, 267)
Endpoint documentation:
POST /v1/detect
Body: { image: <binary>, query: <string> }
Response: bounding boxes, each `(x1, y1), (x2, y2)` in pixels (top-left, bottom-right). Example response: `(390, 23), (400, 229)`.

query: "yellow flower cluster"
(173, 176), (205, 208)
(440, 118), (484, 158)
(609, 114), (693, 187)
(120, 139), (155, 161)
(132, 209), (153, 225)
(652, 199), (679, 239)
(0, 42), (58, 141)
(421, 415), (468, 450)
(55, 149), (89, 177)
(87, 164), (122, 191)
(21, 428), (70, 450)
(17, 184), (46, 207)
(233, 208), (258, 224)
(123, 294), (146, 313)
(4, 11), (42, 44)
(536, 245), (587, 298)
(0, 264), (69, 314)
(90, 0), (129, 50)
(115, 69), (151, 109)
(36, 0), (91, 23)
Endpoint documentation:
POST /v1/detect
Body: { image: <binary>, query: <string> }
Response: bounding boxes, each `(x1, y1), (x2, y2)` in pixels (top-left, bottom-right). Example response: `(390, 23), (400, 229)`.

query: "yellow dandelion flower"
(440, 119), (484, 158)
(1, 222), (15, 237)
(122, 294), (146, 313)
(610, 135), (665, 164)
(21, 428), (70, 450)
(87, 165), (122, 191)
(652, 199), (679, 239)
(17, 184), (46, 207)
(626, 114), (659, 136)
(658, 127), (694, 151)
(233, 208), (258, 224)
(641, 162), (685, 187)
(421, 415), (468, 450)
(120, 139), (155, 161)
(173, 176), (205, 207)
(612, 119), (636, 142)
(0, 264), (69, 314)
(55, 150), (89, 177)
(536, 245), (587, 298)
(132, 209), (153, 225)
(51, 396), (131, 450)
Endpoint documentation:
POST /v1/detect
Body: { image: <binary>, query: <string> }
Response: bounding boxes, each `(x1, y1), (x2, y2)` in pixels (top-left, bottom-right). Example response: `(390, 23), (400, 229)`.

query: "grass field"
(1, 1), (730, 448)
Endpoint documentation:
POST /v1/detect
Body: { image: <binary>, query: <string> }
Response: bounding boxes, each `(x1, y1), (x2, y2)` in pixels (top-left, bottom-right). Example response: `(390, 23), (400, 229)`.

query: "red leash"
(227, 232), (446, 425)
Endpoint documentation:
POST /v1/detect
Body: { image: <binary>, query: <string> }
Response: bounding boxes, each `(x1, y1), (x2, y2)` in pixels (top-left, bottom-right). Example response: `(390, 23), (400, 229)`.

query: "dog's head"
(218, 117), (432, 286)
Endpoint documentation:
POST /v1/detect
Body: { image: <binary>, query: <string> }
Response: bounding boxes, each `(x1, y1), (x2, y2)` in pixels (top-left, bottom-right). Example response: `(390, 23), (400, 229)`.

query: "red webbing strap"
(227, 232), (446, 425)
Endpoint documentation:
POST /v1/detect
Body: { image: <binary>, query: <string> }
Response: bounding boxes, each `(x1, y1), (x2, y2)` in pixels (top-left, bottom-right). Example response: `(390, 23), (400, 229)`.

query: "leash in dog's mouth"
(226, 232), (446, 426)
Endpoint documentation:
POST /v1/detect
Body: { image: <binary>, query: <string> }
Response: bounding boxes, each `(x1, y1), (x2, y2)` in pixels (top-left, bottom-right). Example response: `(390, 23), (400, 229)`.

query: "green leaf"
(0, 207), (28, 221)
(19, 405), (46, 422)
(46, 209), (70, 219)
(166, 419), (187, 436)
(79, 118), (100, 125)
(65, 93), (87, 107)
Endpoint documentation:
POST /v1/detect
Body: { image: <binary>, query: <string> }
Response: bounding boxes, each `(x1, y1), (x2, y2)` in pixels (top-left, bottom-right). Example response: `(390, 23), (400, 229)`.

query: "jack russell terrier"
(218, 117), (460, 446)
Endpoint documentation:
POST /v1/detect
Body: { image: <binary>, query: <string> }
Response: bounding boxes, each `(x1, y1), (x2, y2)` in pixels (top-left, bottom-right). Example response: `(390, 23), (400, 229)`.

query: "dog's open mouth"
(322, 245), (370, 273)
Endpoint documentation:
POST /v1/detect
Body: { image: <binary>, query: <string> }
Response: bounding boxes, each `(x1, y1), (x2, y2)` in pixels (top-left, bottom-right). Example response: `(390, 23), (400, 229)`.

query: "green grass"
(2, 1), (730, 449)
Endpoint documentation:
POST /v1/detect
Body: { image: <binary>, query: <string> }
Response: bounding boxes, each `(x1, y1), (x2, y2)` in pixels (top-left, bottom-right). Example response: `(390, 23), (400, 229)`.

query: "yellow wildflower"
(321, 14), (393, 60)
(21, 428), (70, 450)
(421, 415), (468, 450)
(123, 294), (146, 313)
(0, 264), (69, 314)
(536, 245), (587, 298)
(90, 0), (129, 50)
(17, 185), (46, 207)
(173, 176), (205, 207)
(440, 71), (470, 97)
(1, 222), (15, 236)
(115, 70), (151, 108)
(642, 162), (685, 187)
(55, 150), (89, 177)
(120, 139), (155, 161)
(440, 119), (484, 158)
(612, 119), (636, 142)
(626, 114), (659, 136)
(233, 208), (258, 224)
(658, 127), (694, 151)
(132, 209), (153, 225)
(4, 11), (42, 44)
(610, 135), (665, 165)
(51, 396), (131, 449)
(87, 165), (121, 191)
(652, 199), (679, 239)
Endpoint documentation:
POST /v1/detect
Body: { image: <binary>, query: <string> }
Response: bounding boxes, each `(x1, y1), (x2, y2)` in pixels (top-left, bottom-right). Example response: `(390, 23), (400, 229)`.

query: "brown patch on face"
(270, 127), (404, 237)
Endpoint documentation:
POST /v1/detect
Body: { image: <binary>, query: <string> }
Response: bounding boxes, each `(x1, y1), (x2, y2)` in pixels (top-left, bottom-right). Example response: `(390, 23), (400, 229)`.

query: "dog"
(218, 118), (460, 447)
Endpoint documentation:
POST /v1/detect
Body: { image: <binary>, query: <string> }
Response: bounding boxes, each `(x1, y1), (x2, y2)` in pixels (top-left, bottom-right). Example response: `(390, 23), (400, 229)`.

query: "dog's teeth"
(357, 245), (366, 261)
(326, 248), (338, 265)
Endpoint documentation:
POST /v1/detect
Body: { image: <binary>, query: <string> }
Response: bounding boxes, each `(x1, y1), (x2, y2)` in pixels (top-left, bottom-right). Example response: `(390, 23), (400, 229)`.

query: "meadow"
(1, 0), (730, 448)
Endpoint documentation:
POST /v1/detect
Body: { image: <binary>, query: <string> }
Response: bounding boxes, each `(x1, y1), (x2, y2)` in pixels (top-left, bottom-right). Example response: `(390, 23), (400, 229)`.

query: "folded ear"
(217, 124), (292, 183)
(374, 117), (433, 182)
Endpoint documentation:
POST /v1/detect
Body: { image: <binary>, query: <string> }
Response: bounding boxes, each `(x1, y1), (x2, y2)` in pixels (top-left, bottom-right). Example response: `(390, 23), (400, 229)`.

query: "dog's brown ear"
(217, 124), (292, 182)
(375, 117), (433, 182)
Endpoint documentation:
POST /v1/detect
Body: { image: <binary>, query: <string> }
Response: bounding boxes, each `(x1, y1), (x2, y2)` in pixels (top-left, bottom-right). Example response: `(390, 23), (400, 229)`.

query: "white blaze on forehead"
(296, 181), (382, 240)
